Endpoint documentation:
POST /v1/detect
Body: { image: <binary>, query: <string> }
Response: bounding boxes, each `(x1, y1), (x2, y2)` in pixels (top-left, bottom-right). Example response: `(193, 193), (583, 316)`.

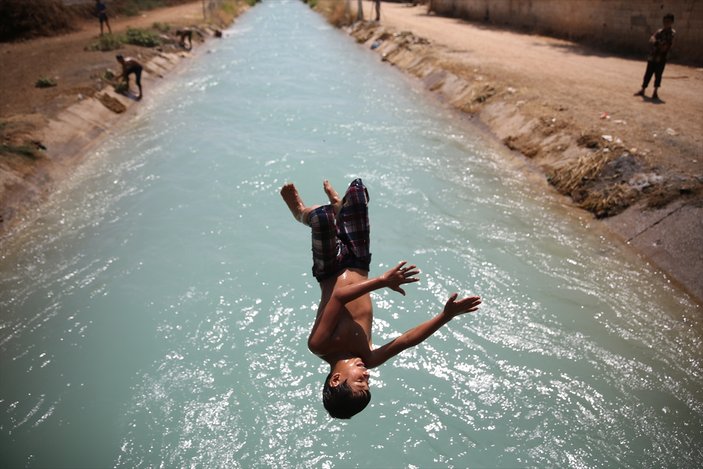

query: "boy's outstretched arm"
(333, 261), (420, 305)
(366, 293), (481, 369)
(308, 262), (419, 353)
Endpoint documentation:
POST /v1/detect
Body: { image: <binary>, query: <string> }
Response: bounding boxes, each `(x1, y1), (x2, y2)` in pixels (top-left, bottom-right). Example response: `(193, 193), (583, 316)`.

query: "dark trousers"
(642, 60), (666, 88)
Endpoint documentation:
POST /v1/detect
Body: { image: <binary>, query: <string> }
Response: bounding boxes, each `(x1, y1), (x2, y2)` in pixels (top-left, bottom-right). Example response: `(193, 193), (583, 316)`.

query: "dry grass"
(578, 183), (638, 218)
(210, 0), (247, 27)
(312, 0), (354, 27)
(548, 151), (642, 217)
(98, 93), (126, 113)
(549, 151), (611, 195)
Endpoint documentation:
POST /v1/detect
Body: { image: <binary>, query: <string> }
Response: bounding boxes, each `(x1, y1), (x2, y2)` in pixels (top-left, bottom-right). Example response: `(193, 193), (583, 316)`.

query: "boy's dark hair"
(663, 13), (675, 22)
(322, 372), (371, 419)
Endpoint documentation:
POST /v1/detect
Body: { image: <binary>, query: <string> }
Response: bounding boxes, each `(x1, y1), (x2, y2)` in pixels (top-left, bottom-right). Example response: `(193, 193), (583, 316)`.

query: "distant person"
(373, 0), (381, 22)
(116, 54), (143, 100)
(176, 29), (193, 50)
(634, 13), (675, 101)
(95, 0), (112, 36)
(281, 178), (482, 419)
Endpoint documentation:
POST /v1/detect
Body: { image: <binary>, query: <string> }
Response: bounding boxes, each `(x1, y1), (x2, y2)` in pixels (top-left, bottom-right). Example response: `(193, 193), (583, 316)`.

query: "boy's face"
(330, 357), (370, 393)
(663, 18), (674, 28)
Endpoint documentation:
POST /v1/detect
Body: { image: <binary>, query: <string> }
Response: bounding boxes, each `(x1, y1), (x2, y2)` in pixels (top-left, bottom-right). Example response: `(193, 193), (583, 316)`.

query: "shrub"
(104, 69), (117, 81)
(85, 34), (123, 52)
(124, 27), (161, 47)
(114, 81), (129, 95)
(35, 77), (57, 88)
(152, 22), (171, 33)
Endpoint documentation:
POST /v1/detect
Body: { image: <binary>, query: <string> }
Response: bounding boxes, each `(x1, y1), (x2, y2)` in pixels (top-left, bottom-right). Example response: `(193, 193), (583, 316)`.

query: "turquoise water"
(1, 1), (702, 467)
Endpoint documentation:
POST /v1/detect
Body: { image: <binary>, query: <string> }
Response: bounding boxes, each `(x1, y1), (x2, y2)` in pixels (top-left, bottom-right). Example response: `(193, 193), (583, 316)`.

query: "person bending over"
(176, 29), (193, 50)
(116, 54), (143, 100)
(281, 178), (481, 419)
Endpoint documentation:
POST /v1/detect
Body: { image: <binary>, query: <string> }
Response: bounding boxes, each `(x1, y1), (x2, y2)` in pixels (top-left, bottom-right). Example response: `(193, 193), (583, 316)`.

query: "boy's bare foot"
(323, 180), (342, 216)
(652, 91), (660, 101)
(634, 89), (645, 97)
(281, 183), (315, 225)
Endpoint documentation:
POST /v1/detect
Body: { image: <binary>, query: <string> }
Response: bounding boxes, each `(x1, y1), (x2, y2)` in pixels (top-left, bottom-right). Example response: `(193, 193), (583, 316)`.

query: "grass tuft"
(35, 77), (57, 88)
(124, 28), (161, 47)
(152, 22), (171, 33)
(85, 34), (123, 52)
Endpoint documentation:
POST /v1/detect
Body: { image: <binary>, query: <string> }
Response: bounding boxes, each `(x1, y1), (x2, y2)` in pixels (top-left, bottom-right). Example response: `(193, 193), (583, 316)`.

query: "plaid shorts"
(309, 178), (371, 282)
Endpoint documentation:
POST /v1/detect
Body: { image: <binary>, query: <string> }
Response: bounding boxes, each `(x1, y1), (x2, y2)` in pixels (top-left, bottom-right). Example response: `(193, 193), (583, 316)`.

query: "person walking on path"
(634, 13), (675, 101)
(95, 0), (112, 36)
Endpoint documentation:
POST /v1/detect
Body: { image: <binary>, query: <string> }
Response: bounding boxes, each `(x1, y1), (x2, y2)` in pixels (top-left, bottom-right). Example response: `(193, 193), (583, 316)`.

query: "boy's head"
(116, 54), (124, 64)
(663, 13), (674, 27)
(322, 358), (371, 419)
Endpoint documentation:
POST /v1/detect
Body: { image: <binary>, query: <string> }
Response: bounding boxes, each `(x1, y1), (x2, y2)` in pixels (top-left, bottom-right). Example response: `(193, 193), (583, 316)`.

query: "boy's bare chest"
(331, 297), (373, 352)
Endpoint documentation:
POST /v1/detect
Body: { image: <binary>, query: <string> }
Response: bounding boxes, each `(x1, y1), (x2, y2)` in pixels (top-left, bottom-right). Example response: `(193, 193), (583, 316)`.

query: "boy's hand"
(381, 261), (420, 296)
(442, 293), (481, 319)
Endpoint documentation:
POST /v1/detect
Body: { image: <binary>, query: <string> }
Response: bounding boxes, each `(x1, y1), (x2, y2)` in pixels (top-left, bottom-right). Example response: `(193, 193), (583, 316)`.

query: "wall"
(428, 0), (703, 65)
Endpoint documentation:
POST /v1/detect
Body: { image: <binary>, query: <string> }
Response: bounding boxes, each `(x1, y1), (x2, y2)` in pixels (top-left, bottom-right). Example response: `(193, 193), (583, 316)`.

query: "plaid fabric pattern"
(309, 178), (371, 282)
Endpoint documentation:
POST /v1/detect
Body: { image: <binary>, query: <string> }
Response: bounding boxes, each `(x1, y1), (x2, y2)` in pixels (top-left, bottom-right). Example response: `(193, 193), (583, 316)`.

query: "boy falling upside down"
(281, 179), (481, 419)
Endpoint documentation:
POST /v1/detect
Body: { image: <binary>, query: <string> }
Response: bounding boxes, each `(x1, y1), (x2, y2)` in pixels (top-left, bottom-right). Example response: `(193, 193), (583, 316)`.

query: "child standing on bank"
(635, 13), (675, 101)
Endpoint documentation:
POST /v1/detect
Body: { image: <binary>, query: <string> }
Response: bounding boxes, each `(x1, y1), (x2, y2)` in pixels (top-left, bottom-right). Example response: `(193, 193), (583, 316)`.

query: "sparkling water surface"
(1, 1), (702, 467)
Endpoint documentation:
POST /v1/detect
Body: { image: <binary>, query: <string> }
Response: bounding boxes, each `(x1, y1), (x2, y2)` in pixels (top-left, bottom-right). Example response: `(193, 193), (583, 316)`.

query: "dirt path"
(372, 1), (703, 176)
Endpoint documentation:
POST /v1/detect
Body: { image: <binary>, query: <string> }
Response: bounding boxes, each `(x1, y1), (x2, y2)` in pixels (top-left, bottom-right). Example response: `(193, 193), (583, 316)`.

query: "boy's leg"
(281, 183), (317, 225)
(281, 181), (344, 281)
(281, 181), (339, 225)
(654, 61), (666, 88)
(135, 69), (143, 99)
(337, 179), (371, 270)
(652, 61), (666, 99)
(637, 61), (656, 95)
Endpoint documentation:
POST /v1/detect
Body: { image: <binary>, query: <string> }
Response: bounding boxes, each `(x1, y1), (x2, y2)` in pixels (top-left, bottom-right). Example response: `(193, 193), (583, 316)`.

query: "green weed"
(124, 28), (161, 47)
(152, 22), (171, 33)
(85, 33), (123, 52)
(114, 81), (129, 95)
(35, 77), (57, 88)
